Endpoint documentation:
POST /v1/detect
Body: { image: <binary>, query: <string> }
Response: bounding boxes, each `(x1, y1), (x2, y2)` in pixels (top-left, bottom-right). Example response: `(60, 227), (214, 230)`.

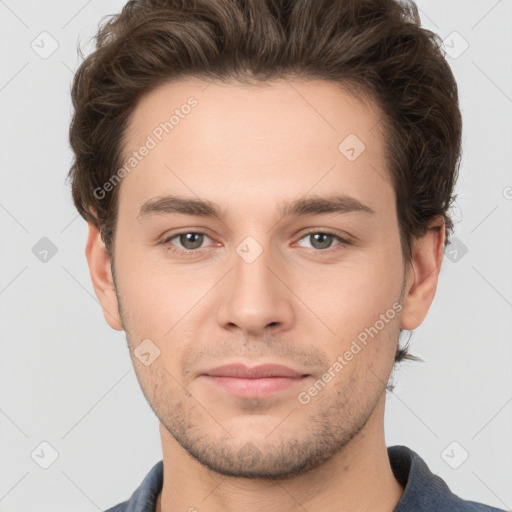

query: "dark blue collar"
(104, 445), (505, 511)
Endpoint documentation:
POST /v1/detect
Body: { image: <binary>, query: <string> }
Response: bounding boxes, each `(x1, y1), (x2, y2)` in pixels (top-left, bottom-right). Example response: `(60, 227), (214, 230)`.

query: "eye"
(161, 229), (351, 256)
(296, 230), (351, 252)
(162, 231), (212, 254)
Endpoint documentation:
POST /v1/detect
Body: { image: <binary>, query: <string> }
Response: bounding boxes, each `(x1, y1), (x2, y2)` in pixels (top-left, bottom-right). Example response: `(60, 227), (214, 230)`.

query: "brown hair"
(66, 0), (462, 368)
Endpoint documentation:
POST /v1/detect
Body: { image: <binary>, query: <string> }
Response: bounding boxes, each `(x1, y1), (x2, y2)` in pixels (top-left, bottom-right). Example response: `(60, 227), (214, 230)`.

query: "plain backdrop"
(1, 0), (511, 511)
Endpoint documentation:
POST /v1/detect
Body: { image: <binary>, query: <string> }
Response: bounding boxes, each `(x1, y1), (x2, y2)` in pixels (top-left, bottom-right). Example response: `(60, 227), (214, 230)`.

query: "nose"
(216, 241), (294, 337)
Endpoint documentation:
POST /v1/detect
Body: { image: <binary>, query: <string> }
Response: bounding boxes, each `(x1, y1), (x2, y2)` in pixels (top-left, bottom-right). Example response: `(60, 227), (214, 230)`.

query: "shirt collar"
(121, 460), (163, 512)
(389, 445), (455, 511)
(112, 445), (474, 512)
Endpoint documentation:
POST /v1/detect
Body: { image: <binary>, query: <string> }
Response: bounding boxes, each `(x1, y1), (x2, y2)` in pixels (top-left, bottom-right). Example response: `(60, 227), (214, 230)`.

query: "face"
(88, 78), (437, 479)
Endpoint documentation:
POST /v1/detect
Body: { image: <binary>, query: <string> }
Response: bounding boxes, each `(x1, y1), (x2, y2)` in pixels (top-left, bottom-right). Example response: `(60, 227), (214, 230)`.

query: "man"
(66, 0), (505, 510)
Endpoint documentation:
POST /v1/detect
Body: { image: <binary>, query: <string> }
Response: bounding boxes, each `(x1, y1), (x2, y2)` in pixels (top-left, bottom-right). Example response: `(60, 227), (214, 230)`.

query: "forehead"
(124, 77), (383, 152)
(118, 78), (391, 218)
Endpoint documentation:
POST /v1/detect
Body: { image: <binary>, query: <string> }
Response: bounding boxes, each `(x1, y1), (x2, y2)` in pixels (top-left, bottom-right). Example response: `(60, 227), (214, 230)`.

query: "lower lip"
(202, 375), (308, 398)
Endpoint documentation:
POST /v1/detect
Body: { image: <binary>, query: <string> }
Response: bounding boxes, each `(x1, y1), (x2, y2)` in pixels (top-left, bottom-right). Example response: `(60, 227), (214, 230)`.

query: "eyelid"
(297, 228), (352, 242)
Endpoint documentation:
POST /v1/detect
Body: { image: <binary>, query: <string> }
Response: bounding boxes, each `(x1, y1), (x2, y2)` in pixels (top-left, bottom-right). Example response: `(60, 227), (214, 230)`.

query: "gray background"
(1, 0), (511, 510)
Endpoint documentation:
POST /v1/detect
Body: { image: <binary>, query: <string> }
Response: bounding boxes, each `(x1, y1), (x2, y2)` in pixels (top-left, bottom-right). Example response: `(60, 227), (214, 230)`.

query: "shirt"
(103, 445), (507, 511)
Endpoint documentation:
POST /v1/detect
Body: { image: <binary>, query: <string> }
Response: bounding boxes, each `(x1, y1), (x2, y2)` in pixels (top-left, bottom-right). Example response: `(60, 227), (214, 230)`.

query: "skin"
(86, 78), (445, 512)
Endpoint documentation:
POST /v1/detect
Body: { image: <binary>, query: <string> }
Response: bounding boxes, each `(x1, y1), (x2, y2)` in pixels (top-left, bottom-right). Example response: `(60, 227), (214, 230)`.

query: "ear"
(85, 221), (124, 331)
(400, 216), (445, 330)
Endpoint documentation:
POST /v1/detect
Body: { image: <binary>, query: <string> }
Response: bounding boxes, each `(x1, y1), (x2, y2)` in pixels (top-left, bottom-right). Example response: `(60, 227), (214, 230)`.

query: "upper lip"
(203, 363), (307, 379)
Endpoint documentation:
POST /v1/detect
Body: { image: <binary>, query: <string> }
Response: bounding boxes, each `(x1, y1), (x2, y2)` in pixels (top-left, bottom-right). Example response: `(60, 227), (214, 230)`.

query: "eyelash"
(161, 229), (351, 256)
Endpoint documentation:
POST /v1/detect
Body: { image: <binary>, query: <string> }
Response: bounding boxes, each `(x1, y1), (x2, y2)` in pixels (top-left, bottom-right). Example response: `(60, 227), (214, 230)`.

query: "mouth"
(200, 363), (311, 398)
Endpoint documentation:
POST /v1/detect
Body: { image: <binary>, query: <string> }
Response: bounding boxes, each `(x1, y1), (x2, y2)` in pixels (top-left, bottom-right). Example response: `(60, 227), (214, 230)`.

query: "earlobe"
(400, 217), (446, 331)
(85, 222), (124, 331)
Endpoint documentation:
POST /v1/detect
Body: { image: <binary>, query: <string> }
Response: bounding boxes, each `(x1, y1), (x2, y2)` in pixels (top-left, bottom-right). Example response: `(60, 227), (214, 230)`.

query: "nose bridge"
(234, 237), (274, 295)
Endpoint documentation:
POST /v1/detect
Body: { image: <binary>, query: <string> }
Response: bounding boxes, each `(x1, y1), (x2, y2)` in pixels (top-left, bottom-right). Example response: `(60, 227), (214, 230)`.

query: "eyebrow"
(137, 193), (375, 221)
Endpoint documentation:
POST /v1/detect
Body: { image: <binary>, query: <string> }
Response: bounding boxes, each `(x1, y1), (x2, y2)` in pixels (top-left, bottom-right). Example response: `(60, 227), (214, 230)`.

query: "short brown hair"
(66, 0), (462, 368)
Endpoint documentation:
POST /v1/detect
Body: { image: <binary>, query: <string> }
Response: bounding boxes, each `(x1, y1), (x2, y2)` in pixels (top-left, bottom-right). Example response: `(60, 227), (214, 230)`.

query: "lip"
(204, 363), (307, 379)
(200, 364), (311, 398)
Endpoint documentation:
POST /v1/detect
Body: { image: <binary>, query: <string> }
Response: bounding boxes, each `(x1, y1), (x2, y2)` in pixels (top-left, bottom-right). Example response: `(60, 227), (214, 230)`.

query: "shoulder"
(102, 502), (129, 512)
(433, 495), (507, 512)
(101, 460), (163, 512)
(388, 445), (507, 512)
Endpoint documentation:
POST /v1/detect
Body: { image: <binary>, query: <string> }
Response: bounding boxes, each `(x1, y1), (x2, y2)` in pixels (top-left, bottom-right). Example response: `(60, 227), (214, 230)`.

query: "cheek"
(113, 247), (192, 339)
(305, 253), (402, 332)
(295, 248), (403, 373)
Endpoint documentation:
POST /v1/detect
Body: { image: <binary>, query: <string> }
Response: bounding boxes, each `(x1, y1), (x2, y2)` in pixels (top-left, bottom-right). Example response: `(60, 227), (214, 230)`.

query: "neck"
(156, 397), (403, 512)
